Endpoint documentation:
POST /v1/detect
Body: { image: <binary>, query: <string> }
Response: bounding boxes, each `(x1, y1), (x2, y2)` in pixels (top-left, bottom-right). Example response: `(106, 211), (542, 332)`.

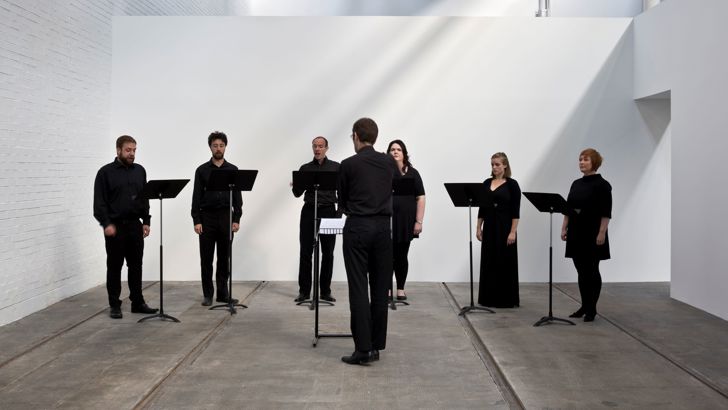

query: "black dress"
(565, 174), (612, 261)
(478, 178), (521, 308)
(392, 167), (425, 244)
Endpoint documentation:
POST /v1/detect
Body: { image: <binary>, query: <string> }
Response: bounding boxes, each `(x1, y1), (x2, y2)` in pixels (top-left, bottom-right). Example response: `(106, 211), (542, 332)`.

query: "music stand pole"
(533, 210), (575, 326)
(210, 186), (248, 314)
(297, 186), (334, 310)
(138, 179), (190, 323)
(459, 199), (494, 315)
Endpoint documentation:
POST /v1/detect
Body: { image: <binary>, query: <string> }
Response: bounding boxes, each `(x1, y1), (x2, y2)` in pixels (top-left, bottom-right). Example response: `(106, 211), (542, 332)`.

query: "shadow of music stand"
(311, 217), (351, 347)
(444, 183), (495, 316)
(207, 169), (258, 315)
(523, 192), (576, 327)
(292, 170), (339, 311)
(138, 179), (190, 323)
(389, 177), (415, 310)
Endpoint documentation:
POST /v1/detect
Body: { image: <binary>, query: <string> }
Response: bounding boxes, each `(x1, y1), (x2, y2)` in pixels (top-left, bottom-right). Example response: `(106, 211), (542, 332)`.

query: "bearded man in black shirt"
(93, 135), (158, 319)
(191, 132), (243, 307)
(339, 118), (398, 365)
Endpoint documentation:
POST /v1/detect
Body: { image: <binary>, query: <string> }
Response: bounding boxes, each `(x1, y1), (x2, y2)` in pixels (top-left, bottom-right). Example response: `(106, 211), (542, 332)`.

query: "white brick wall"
(0, 0), (236, 326)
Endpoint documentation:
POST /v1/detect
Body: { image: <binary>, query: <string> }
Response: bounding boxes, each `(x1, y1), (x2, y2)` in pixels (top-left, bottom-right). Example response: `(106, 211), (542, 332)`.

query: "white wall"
(111, 16), (669, 289)
(635, 0), (728, 320)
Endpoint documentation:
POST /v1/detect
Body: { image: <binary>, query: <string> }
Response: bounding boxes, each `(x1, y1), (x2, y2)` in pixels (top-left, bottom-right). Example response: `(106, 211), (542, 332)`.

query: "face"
(210, 139), (226, 160)
(491, 157), (506, 177)
(579, 155), (593, 174)
(116, 142), (136, 166)
(312, 138), (328, 161)
(389, 143), (403, 162)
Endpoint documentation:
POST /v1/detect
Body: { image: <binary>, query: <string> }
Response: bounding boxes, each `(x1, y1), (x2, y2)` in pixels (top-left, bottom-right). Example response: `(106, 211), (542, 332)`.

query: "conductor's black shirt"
(292, 157), (340, 206)
(191, 159), (244, 225)
(93, 158), (151, 228)
(339, 145), (399, 217)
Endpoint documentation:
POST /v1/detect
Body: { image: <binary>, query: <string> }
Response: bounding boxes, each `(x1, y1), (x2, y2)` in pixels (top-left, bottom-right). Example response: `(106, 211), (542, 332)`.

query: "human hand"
(414, 221), (422, 235)
(596, 231), (606, 245)
(561, 229), (567, 241)
(104, 224), (117, 237)
(476, 229), (483, 242)
(507, 232), (516, 245)
(232, 223), (240, 233)
(143, 225), (150, 238)
(194, 224), (203, 235)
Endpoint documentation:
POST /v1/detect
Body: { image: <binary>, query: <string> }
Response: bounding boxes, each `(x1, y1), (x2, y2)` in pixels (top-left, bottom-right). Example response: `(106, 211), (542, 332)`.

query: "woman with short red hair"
(561, 148), (612, 322)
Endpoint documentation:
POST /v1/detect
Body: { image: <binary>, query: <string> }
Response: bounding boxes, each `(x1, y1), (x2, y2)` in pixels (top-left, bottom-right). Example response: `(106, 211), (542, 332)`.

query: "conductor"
(338, 118), (398, 365)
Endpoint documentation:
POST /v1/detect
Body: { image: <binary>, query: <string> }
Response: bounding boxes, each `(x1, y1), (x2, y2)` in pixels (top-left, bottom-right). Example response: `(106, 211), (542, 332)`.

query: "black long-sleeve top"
(338, 145), (399, 217)
(565, 173), (612, 260)
(191, 159), (243, 225)
(93, 158), (151, 228)
(292, 157), (340, 206)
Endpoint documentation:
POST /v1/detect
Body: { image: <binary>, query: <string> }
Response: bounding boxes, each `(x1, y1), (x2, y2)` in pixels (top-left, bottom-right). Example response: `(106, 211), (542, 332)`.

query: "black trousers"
(105, 220), (145, 308)
(573, 256), (602, 316)
(298, 203), (337, 296)
(343, 216), (392, 353)
(393, 241), (412, 290)
(199, 208), (234, 299)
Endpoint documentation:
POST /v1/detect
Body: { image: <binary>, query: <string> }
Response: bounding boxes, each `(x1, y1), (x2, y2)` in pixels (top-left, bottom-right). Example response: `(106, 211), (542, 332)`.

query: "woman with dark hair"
(387, 140), (426, 300)
(476, 152), (521, 308)
(561, 148), (612, 322)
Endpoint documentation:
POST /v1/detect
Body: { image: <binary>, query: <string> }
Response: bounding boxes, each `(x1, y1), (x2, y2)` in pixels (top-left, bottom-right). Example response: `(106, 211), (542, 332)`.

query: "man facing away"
(93, 135), (158, 319)
(338, 118), (398, 365)
(292, 136), (340, 303)
(191, 131), (243, 306)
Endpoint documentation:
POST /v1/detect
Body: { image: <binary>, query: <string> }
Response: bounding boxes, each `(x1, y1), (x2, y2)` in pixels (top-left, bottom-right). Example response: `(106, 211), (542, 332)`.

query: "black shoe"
(109, 307), (123, 319)
(569, 308), (585, 318)
(131, 303), (159, 314)
(584, 314), (596, 322)
(216, 297), (239, 304)
(341, 351), (372, 365)
(396, 294), (407, 301)
(371, 350), (380, 362)
(294, 294), (309, 303)
(201, 297), (213, 306)
(321, 294), (336, 302)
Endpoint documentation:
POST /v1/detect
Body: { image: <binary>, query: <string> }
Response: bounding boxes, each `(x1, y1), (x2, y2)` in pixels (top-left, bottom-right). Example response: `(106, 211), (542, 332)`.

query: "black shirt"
(292, 157), (340, 206)
(93, 158), (151, 228)
(191, 159), (244, 224)
(338, 145), (399, 217)
(565, 173), (612, 260)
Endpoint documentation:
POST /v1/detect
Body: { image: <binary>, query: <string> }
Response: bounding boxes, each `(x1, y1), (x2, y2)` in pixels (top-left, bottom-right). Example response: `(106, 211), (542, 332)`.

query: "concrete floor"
(1, 281), (727, 409)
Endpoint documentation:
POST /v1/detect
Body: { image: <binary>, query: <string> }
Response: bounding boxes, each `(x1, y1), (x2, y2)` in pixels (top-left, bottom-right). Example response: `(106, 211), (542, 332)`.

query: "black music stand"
(523, 192), (575, 327)
(311, 217), (351, 347)
(389, 177), (415, 310)
(292, 170), (339, 311)
(138, 179), (190, 323)
(207, 169), (258, 315)
(444, 183), (495, 315)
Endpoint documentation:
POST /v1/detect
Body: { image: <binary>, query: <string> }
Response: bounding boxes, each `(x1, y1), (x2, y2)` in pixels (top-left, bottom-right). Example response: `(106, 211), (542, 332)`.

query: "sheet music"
(319, 217), (345, 234)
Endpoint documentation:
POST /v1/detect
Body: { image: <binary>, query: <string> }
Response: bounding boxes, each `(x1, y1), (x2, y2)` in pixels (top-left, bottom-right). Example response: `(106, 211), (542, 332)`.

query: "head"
(579, 148), (603, 174)
(312, 136), (329, 162)
(351, 118), (378, 151)
(116, 135), (137, 166)
(490, 152), (512, 179)
(387, 139), (411, 171)
(208, 131), (228, 160)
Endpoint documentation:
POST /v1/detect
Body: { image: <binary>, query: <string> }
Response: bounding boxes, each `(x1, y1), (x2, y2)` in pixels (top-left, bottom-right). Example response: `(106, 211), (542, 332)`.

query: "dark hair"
(116, 135), (136, 149)
(208, 131), (228, 146)
(312, 136), (328, 147)
(387, 139), (411, 172)
(580, 148), (603, 171)
(491, 152), (512, 178)
(352, 118), (378, 145)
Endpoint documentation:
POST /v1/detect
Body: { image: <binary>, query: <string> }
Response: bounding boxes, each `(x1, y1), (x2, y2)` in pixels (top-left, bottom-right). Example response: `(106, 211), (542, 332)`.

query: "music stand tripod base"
(210, 300), (248, 315)
(459, 305), (494, 316)
(534, 316), (575, 327)
(138, 312), (181, 323)
(297, 298), (334, 310)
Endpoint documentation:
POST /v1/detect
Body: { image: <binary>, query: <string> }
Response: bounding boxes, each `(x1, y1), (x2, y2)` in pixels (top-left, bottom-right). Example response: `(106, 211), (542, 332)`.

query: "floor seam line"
(441, 282), (525, 410)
